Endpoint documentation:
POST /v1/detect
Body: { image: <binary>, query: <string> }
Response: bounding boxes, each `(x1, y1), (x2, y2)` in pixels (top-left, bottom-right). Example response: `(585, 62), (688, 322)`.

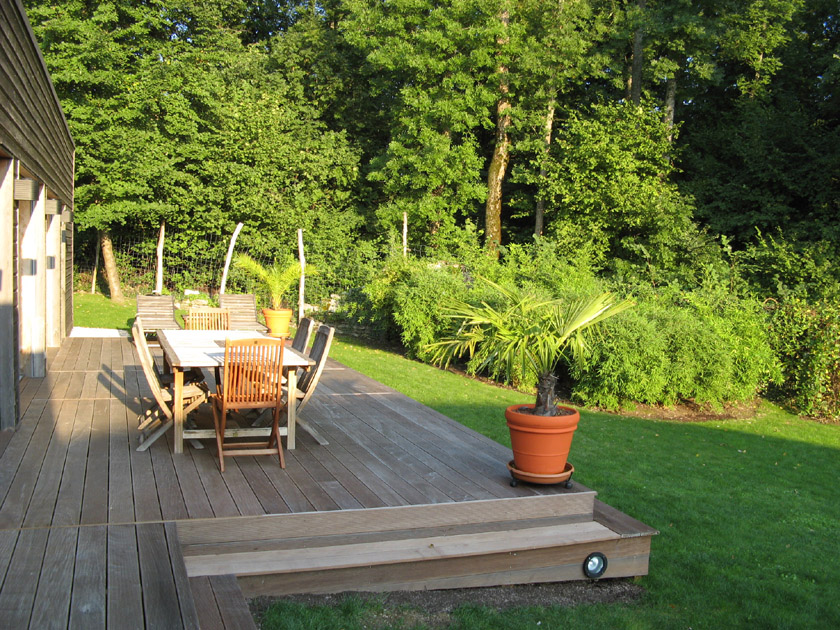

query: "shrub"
(769, 298), (840, 419)
(363, 253), (470, 358)
(572, 288), (779, 410)
(735, 231), (840, 301)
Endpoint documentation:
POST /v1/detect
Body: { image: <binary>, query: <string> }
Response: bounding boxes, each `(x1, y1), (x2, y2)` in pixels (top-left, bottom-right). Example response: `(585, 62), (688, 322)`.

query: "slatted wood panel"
(0, 336), (654, 627)
(0, 0), (75, 204)
(136, 295), (180, 331)
(218, 294), (267, 332)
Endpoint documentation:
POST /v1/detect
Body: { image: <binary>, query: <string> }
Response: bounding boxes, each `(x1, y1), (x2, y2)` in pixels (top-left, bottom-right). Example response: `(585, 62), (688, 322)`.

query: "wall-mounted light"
(583, 552), (608, 579)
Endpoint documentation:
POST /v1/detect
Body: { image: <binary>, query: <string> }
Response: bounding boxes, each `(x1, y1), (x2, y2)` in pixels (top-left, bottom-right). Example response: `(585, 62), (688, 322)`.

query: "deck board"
(137, 522), (183, 629)
(0, 527), (48, 628)
(106, 524), (144, 630)
(0, 335), (654, 628)
(81, 398), (112, 525)
(52, 400), (91, 526)
(70, 525), (108, 629)
(30, 526), (77, 628)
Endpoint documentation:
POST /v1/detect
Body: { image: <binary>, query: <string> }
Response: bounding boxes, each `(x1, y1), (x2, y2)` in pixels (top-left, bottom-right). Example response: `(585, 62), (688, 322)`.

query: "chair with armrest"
(132, 318), (208, 451)
(218, 294), (268, 332)
(211, 338), (287, 472)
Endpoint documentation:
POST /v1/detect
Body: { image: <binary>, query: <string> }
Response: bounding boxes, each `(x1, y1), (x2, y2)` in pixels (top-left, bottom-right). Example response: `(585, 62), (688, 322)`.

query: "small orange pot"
(505, 403), (580, 475)
(262, 307), (293, 338)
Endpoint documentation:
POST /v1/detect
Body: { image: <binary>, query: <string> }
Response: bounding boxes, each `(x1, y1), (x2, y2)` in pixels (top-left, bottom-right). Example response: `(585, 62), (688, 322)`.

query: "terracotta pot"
(262, 307), (293, 338)
(505, 403), (580, 475)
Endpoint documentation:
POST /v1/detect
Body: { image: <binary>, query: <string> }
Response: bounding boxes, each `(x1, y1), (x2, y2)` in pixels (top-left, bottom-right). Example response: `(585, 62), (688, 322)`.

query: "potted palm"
(428, 279), (633, 485)
(233, 254), (301, 338)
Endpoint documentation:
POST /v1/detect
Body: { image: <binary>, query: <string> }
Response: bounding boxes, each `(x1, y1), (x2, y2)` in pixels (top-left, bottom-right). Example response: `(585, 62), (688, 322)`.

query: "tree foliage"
(23, 0), (840, 414)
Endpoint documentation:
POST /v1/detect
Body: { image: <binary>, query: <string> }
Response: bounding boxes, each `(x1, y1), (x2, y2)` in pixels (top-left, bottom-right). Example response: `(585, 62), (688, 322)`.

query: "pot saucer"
(507, 460), (574, 487)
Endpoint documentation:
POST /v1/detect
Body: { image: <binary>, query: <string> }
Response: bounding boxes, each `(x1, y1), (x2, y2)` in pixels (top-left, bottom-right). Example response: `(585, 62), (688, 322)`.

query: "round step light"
(583, 552), (608, 579)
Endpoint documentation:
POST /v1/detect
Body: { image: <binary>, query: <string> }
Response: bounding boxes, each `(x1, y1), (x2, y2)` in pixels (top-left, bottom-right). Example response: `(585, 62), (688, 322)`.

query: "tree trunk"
(630, 0), (646, 106)
(535, 99), (556, 237)
(664, 75), (677, 143)
(535, 372), (558, 416)
(154, 220), (165, 294)
(485, 8), (511, 256)
(99, 229), (123, 301)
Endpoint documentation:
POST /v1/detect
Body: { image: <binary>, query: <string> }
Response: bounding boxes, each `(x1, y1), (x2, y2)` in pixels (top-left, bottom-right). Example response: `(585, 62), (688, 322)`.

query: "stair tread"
(184, 519), (619, 577)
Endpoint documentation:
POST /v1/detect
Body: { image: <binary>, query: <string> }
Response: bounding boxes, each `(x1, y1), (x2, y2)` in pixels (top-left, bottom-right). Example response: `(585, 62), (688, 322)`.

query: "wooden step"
(183, 519), (617, 578)
(178, 493), (597, 548)
(175, 493), (655, 595)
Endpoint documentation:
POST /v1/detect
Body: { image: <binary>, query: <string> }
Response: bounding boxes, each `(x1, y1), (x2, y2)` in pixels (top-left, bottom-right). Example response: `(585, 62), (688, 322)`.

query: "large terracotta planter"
(262, 307), (293, 338)
(505, 403), (580, 475)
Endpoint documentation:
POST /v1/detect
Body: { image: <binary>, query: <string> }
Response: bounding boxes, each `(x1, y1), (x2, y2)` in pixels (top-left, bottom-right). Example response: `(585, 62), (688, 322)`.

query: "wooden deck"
(0, 334), (655, 628)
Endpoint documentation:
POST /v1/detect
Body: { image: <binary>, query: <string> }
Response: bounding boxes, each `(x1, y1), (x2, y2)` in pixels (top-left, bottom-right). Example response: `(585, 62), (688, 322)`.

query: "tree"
(538, 100), (698, 275)
(679, 0), (837, 244)
(27, 0), (365, 293)
(343, 0), (598, 252)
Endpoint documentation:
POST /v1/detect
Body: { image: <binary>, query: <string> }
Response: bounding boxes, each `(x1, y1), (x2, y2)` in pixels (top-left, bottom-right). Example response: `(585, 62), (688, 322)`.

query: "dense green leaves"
(23, 0), (840, 415)
(770, 298), (840, 419)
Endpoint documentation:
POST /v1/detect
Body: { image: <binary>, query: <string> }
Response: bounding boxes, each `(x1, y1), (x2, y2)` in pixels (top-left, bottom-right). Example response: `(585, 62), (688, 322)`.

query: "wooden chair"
(211, 338), (287, 472)
(136, 294), (180, 341)
(218, 294), (267, 332)
(184, 307), (231, 330)
(287, 325), (335, 445)
(291, 317), (315, 353)
(132, 318), (208, 451)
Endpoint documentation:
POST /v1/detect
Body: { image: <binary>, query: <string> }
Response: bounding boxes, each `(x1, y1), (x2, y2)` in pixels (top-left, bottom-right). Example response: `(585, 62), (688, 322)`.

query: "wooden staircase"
(177, 493), (657, 596)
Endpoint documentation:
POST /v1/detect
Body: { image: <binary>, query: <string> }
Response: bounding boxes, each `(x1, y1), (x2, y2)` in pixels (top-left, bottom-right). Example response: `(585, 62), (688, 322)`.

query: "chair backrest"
(218, 294), (266, 330)
(136, 294), (179, 330)
(291, 317), (314, 353)
(220, 338), (285, 408)
(185, 307), (230, 330)
(132, 318), (173, 419)
(296, 326), (335, 410)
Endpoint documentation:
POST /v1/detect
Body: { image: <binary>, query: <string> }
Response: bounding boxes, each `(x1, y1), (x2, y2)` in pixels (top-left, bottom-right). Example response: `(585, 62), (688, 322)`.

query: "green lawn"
(74, 292), (137, 330)
(74, 297), (840, 628)
(273, 338), (840, 629)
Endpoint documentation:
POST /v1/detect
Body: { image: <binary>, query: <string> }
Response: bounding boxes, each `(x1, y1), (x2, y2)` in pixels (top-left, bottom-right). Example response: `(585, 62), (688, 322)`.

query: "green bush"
(769, 298), (840, 419)
(572, 288), (779, 410)
(363, 254), (470, 358)
(493, 237), (604, 300)
(735, 231), (840, 301)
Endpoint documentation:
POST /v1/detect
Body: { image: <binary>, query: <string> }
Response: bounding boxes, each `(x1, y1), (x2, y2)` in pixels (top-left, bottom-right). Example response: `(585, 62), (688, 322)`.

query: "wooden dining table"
(157, 329), (315, 454)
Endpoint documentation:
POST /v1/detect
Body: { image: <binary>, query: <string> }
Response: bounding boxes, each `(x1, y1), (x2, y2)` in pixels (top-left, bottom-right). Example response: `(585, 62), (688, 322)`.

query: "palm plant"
(427, 279), (634, 416)
(233, 254), (302, 310)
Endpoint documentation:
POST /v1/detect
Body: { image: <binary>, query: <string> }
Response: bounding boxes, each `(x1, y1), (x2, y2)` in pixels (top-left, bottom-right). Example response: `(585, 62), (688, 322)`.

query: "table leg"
(173, 367), (185, 454)
(286, 368), (297, 450)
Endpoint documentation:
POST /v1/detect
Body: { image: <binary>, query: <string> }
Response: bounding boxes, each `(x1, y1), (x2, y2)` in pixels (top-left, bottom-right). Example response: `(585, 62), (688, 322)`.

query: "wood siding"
(0, 0), (75, 424)
(0, 0), (74, 207)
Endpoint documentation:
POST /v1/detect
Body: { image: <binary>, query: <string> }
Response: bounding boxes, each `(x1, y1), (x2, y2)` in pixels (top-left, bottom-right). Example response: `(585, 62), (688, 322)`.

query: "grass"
(73, 299), (840, 628)
(282, 337), (840, 629)
(74, 292), (137, 330)
(74, 291), (191, 329)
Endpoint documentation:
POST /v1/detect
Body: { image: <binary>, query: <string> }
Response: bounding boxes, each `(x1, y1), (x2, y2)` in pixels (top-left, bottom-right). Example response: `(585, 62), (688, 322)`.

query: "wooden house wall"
(0, 0), (74, 206)
(0, 0), (75, 427)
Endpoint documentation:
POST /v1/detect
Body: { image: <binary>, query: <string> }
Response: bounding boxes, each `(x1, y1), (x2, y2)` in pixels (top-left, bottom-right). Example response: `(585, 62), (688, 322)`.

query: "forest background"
(25, 0), (840, 417)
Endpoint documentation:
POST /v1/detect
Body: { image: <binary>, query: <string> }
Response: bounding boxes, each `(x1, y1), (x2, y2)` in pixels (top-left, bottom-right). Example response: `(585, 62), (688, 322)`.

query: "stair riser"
(239, 537), (651, 596)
